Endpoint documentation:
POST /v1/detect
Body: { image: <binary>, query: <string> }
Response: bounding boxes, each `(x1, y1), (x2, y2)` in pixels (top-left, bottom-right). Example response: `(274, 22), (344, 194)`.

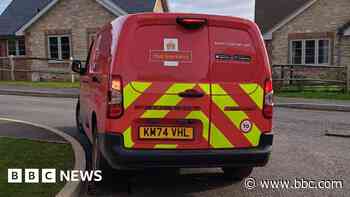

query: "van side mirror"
(71, 60), (87, 75)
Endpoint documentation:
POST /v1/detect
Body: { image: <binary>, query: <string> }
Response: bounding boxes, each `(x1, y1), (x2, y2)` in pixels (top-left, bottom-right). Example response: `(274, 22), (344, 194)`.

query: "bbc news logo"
(8, 169), (102, 183)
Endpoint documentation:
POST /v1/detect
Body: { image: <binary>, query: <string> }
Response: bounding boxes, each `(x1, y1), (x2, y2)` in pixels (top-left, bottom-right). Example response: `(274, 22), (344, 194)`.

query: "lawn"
(0, 81), (80, 89)
(0, 138), (74, 197)
(276, 91), (350, 100)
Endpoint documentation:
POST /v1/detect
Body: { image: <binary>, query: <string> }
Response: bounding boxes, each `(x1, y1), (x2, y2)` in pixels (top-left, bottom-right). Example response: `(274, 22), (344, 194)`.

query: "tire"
(87, 120), (111, 195)
(75, 101), (85, 135)
(91, 120), (111, 173)
(222, 167), (253, 181)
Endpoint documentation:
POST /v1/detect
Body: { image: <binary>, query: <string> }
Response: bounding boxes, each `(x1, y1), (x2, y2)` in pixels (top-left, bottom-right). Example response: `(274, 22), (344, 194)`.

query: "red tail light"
(176, 17), (207, 29)
(263, 79), (274, 119)
(107, 75), (123, 118)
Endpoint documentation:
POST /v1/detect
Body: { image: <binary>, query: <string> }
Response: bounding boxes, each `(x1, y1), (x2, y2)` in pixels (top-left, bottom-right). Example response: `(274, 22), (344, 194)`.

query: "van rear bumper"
(99, 133), (273, 169)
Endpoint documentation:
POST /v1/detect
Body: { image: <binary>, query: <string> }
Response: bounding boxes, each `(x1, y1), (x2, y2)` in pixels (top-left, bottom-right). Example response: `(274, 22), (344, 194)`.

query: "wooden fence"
(0, 55), (78, 82)
(272, 64), (349, 93)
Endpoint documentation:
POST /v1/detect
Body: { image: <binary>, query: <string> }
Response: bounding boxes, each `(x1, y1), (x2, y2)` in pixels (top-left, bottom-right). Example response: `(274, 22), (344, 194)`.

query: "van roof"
(120, 12), (257, 27)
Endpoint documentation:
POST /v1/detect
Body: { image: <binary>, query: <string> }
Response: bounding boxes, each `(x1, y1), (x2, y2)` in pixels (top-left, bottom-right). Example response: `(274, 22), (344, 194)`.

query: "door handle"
(179, 89), (204, 98)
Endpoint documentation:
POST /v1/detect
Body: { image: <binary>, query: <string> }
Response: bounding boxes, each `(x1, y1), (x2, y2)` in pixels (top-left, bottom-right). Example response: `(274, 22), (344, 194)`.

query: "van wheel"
(222, 167), (253, 181)
(75, 101), (85, 135)
(91, 122), (110, 173)
(88, 121), (110, 194)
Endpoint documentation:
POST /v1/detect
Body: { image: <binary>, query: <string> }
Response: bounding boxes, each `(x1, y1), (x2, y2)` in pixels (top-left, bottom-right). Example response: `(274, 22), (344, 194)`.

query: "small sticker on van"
(215, 53), (251, 63)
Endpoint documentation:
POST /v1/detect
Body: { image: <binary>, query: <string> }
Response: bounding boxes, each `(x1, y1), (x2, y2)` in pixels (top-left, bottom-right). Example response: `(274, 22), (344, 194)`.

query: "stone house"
(255, 0), (350, 83)
(0, 0), (169, 81)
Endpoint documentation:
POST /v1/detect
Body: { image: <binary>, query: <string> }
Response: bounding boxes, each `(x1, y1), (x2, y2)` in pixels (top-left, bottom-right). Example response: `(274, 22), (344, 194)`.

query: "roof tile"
(255, 0), (310, 34)
(0, 0), (158, 36)
(0, 0), (51, 36)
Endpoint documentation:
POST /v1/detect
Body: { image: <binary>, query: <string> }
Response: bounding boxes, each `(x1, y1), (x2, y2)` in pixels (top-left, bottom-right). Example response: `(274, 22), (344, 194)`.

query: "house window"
(48, 35), (71, 60)
(290, 39), (331, 65)
(7, 39), (26, 56)
(305, 40), (316, 64)
(318, 40), (330, 64)
(291, 41), (302, 64)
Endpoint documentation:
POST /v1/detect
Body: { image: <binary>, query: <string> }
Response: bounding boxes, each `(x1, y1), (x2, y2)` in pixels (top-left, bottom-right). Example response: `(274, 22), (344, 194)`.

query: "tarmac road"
(0, 95), (349, 197)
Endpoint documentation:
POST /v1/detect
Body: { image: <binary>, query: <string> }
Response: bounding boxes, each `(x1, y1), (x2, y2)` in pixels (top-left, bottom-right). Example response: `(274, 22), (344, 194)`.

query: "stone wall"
(340, 36), (350, 67)
(271, 0), (350, 67)
(340, 36), (350, 89)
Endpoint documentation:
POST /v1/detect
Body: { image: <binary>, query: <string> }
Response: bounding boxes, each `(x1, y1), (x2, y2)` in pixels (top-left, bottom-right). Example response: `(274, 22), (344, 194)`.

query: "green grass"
(0, 138), (74, 197)
(276, 91), (350, 100)
(0, 81), (80, 88)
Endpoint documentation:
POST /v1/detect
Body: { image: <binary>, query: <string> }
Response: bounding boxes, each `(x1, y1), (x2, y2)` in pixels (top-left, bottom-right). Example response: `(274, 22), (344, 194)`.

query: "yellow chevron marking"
(124, 82), (152, 109)
(211, 123), (234, 148)
(186, 111), (209, 141)
(240, 84), (264, 109)
(150, 84), (211, 149)
(154, 144), (178, 149)
(123, 83), (261, 149)
(199, 84), (210, 95)
(123, 127), (134, 148)
(141, 83), (196, 119)
(210, 85), (261, 146)
(165, 83), (197, 94)
(211, 84), (227, 94)
(142, 83), (196, 149)
(186, 111), (233, 148)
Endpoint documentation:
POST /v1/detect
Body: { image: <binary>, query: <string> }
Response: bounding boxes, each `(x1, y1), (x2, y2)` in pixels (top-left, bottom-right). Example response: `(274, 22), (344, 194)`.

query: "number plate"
(139, 127), (194, 140)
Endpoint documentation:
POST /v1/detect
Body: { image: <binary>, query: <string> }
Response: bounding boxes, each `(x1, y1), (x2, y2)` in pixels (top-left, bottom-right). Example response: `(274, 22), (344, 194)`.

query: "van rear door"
(208, 18), (266, 149)
(113, 15), (211, 150)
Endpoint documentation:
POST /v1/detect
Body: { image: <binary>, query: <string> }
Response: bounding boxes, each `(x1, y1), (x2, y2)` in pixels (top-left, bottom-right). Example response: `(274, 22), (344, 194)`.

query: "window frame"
(7, 39), (26, 57)
(290, 40), (303, 65)
(289, 38), (331, 66)
(47, 34), (72, 61)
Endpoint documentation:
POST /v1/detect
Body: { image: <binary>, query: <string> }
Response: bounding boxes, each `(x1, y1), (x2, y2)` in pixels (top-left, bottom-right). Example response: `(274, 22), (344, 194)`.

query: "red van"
(72, 13), (273, 180)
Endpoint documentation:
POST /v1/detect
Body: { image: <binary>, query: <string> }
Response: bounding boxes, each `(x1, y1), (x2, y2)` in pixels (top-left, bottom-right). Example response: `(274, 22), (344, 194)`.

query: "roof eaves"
(96, 0), (128, 15)
(15, 0), (59, 36)
(263, 0), (319, 40)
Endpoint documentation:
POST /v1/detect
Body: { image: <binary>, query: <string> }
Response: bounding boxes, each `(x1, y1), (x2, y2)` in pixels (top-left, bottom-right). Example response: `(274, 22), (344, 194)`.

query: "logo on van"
(150, 38), (192, 67)
(164, 38), (178, 52)
(166, 41), (176, 51)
